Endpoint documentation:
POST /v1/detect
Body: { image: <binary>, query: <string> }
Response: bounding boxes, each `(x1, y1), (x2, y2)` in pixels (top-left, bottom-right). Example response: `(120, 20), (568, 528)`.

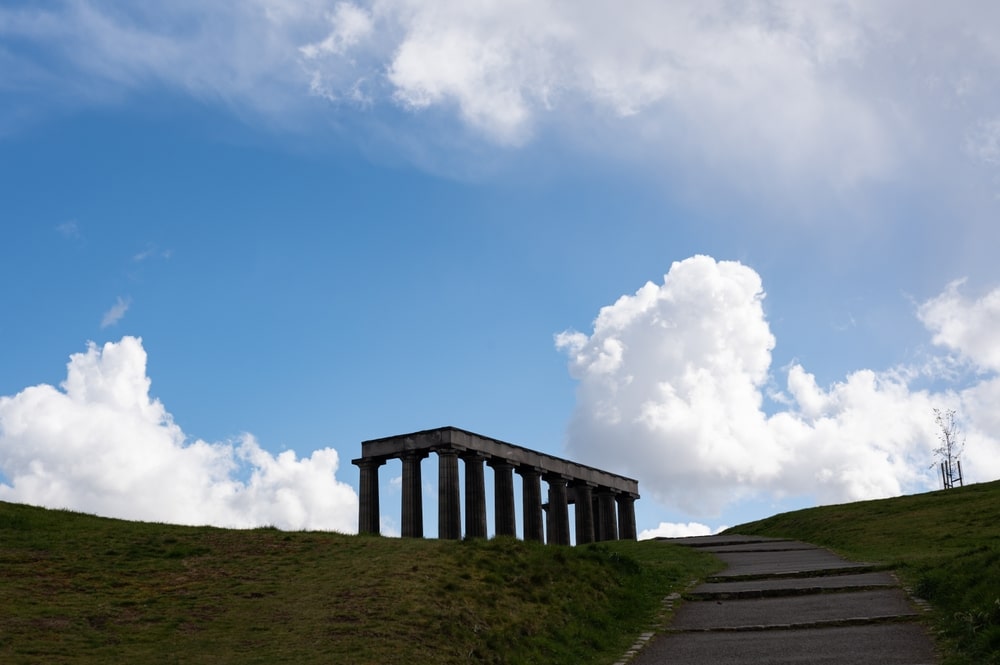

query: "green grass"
(0, 502), (719, 664)
(731, 479), (1000, 665)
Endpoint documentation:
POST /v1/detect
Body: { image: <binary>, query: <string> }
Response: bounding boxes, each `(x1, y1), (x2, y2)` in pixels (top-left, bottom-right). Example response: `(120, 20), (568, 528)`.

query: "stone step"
(699, 540), (828, 553)
(688, 570), (899, 600)
(634, 623), (939, 665)
(709, 548), (877, 579)
(668, 588), (921, 632)
(625, 536), (939, 665)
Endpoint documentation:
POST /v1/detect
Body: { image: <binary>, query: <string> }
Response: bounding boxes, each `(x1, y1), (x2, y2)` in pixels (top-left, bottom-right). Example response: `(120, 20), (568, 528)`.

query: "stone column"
(487, 459), (517, 537)
(592, 495), (605, 542)
(518, 466), (545, 542)
(616, 493), (638, 541)
(438, 449), (462, 540)
(462, 452), (488, 539)
(401, 450), (428, 538)
(354, 457), (385, 535)
(572, 482), (596, 545)
(545, 474), (571, 546)
(596, 488), (619, 541)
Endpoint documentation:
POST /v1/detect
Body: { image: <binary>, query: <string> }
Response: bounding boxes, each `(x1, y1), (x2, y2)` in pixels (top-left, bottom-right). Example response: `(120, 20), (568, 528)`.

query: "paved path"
(626, 535), (939, 665)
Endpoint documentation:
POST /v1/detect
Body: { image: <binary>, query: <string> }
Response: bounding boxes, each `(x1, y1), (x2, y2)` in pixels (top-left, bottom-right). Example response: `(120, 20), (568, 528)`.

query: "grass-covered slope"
(0, 502), (719, 664)
(731, 480), (1000, 665)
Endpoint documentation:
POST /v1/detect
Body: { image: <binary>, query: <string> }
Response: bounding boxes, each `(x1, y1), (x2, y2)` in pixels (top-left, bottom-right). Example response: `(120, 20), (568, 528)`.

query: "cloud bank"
(557, 256), (1000, 518)
(0, 337), (358, 531)
(5, 2), (1000, 191)
(639, 521), (727, 540)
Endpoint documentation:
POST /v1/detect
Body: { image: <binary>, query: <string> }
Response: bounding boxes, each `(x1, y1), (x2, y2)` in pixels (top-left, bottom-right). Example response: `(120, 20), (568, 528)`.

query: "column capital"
(430, 443), (473, 457)
(400, 449), (431, 461)
(486, 457), (515, 470)
(460, 450), (487, 462)
(352, 456), (387, 468)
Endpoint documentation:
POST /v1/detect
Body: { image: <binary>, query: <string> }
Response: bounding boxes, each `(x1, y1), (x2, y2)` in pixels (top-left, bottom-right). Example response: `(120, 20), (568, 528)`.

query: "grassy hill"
(0, 502), (720, 664)
(731, 479), (1000, 665)
(5, 481), (998, 664)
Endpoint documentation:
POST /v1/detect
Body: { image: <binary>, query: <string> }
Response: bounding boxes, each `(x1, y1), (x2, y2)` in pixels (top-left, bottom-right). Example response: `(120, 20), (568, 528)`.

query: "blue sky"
(3, 1), (1000, 538)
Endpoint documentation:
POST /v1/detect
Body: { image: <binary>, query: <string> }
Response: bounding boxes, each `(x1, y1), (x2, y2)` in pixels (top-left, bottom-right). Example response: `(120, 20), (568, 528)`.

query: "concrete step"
(633, 623), (939, 665)
(709, 548), (876, 579)
(669, 588), (921, 631)
(700, 540), (829, 553)
(625, 535), (939, 665)
(688, 570), (898, 600)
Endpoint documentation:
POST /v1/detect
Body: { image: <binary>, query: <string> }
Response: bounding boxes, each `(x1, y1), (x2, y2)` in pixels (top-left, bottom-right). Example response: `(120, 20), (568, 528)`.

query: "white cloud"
(299, 2), (373, 59)
(100, 296), (131, 328)
(918, 279), (1000, 372)
(916, 280), (1000, 485)
(953, 377), (1000, 483)
(0, 2), (311, 119)
(558, 256), (1000, 519)
(0, 337), (358, 531)
(7, 1), (1000, 192)
(638, 522), (727, 540)
(380, 515), (400, 538)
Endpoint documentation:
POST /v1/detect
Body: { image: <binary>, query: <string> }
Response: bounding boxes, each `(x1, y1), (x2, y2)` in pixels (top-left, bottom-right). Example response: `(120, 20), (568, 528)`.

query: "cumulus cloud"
(557, 256), (1000, 518)
(0, 337), (358, 531)
(638, 522), (727, 540)
(918, 279), (1000, 372)
(917, 280), (1000, 484)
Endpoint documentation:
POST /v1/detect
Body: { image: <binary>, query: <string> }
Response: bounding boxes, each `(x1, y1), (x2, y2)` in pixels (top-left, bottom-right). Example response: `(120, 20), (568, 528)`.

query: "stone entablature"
(352, 426), (639, 545)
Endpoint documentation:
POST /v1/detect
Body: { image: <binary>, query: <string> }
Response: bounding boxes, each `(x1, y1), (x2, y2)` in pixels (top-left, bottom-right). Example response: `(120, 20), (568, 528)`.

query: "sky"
(3, 1), (1000, 539)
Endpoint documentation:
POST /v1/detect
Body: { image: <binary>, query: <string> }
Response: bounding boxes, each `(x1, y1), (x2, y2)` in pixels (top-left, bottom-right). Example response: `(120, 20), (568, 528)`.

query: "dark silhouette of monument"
(353, 426), (639, 544)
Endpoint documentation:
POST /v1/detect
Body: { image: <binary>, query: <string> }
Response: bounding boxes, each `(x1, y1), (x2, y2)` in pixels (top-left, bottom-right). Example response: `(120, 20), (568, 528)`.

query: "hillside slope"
(0, 501), (718, 664)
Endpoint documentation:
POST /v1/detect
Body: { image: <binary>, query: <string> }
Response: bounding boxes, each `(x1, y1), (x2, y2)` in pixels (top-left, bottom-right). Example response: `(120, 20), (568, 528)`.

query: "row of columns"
(355, 448), (638, 544)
